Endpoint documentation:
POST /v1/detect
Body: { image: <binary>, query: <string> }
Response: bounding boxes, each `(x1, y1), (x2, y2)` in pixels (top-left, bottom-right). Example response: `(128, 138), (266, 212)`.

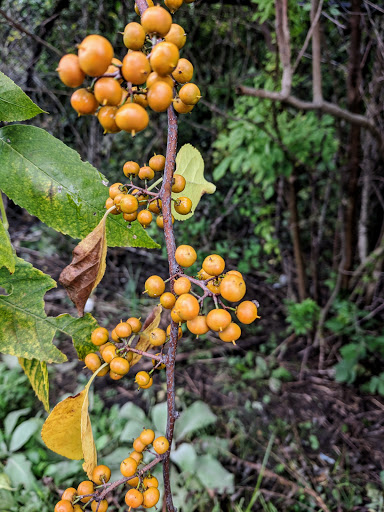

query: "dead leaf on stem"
(131, 305), (162, 367)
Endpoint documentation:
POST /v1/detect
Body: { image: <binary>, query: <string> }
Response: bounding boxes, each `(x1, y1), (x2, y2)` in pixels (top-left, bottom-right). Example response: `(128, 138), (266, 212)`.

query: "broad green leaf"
(0, 125), (159, 249)
(0, 257), (97, 363)
(18, 358), (50, 412)
(170, 443), (198, 474)
(196, 454), (234, 493)
(4, 408), (31, 439)
(120, 420), (147, 442)
(174, 401), (216, 441)
(0, 220), (15, 274)
(4, 454), (36, 491)
(9, 418), (41, 453)
(172, 144), (216, 221)
(0, 72), (44, 122)
(151, 402), (168, 435)
(119, 402), (146, 421)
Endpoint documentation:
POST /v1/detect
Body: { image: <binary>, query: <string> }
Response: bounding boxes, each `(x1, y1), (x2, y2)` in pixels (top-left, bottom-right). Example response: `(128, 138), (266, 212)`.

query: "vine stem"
(0, 191), (9, 231)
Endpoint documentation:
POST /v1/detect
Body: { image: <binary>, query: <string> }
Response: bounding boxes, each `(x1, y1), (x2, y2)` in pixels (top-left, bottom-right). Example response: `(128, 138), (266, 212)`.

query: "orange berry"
(77, 481), (94, 503)
(85, 353), (101, 372)
(174, 293), (200, 321)
(122, 51), (151, 85)
(91, 327), (109, 346)
(109, 182), (123, 199)
(127, 476), (140, 487)
(92, 464), (111, 485)
(139, 428), (155, 445)
(57, 54), (85, 88)
(120, 457), (138, 477)
(129, 451), (143, 463)
(172, 58), (193, 84)
(164, 0), (183, 12)
(115, 103), (149, 135)
(133, 437), (147, 452)
(143, 476), (159, 488)
(149, 199), (162, 214)
(61, 488), (77, 503)
(179, 83), (201, 105)
(94, 77), (122, 106)
(156, 214), (174, 228)
(140, 6), (172, 37)
(96, 364), (110, 377)
(78, 35), (113, 77)
(197, 268), (213, 280)
(175, 245), (196, 267)
(187, 315), (209, 335)
(174, 277), (191, 295)
(109, 370), (124, 380)
(106, 57), (122, 77)
(132, 87), (149, 108)
(236, 301), (260, 324)
(110, 356), (130, 375)
(147, 81), (173, 112)
(165, 24), (186, 49)
(172, 174), (186, 193)
(149, 154), (166, 172)
(135, 371), (150, 387)
(125, 488), (143, 508)
(97, 106), (121, 133)
(173, 97), (194, 114)
(70, 89), (98, 115)
(150, 42), (179, 76)
(171, 307), (184, 324)
(207, 279), (221, 294)
(127, 317), (142, 332)
(174, 196), (192, 215)
(160, 292), (176, 309)
(219, 322), (241, 343)
(55, 500), (74, 512)
(145, 275), (165, 297)
(102, 344), (117, 363)
(149, 327), (167, 346)
(206, 309), (232, 332)
(202, 254), (225, 276)
(115, 321), (133, 338)
(120, 195), (139, 214)
(147, 72), (174, 89)
(138, 165), (155, 180)
(123, 161), (140, 177)
(111, 328), (120, 342)
(123, 22), (146, 50)
(143, 487), (160, 508)
(138, 209), (153, 228)
(153, 436), (169, 454)
(220, 275), (246, 302)
(105, 197), (118, 213)
(91, 500), (108, 512)
(227, 270), (243, 278)
(140, 376), (153, 389)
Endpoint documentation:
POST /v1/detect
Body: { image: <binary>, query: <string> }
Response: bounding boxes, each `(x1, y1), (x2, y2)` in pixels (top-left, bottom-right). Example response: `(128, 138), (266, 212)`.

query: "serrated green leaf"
(0, 220), (15, 274)
(18, 358), (50, 412)
(0, 125), (159, 249)
(0, 257), (97, 363)
(0, 71), (45, 122)
(172, 144), (216, 221)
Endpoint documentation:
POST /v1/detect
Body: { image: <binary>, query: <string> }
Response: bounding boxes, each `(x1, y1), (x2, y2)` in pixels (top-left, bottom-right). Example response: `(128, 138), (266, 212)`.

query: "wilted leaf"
(172, 144), (216, 221)
(0, 71), (44, 122)
(0, 220), (15, 274)
(18, 358), (50, 412)
(59, 213), (108, 316)
(131, 305), (162, 366)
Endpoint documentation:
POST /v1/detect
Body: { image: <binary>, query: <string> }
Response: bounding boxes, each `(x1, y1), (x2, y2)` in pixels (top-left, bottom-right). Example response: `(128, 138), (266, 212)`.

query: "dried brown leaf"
(131, 305), (162, 366)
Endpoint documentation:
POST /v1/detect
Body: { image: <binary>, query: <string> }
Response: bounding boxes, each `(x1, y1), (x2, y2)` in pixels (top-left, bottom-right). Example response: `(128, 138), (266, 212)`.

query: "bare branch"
(275, 0), (292, 98)
(292, 0), (324, 75)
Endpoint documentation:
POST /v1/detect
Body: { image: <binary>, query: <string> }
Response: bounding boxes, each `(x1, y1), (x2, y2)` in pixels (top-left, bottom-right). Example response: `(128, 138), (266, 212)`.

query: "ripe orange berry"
(236, 301), (260, 324)
(147, 72), (174, 89)
(94, 77), (122, 106)
(172, 58), (193, 84)
(91, 500), (108, 512)
(156, 214), (174, 228)
(166, 324), (183, 339)
(141, 6), (172, 37)
(123, 161), (140, 177)
(206, 309), (232, 332)
(105, 197), (119, 213)
(91, 327), (109, 346)
(202, 254), (225, 276)
(174, 293), (200, 321)
(149, 199), (162, 214)
(220, 275), (246, 302)
(143, 487), (160, 508)
(149, 154), (166, 172)
(57, 54), (85, 88)
(96, 364), (110, 377)
(138, 165), (155, 180)
(115, 321), (133, 338)
(207, 279), (221, 294)
(150, 42), (179, 76)
(113, 193), (126, 212)
(137, 209), (153, 228)
(109, 370), (124, 380)
(78, 35), (113, 77)
(85, 353), (101, 372)
(55, 500), (74, 512)
(127, 476), (140, 487)
(175, 245), (196, 267)
(77, 481), (94, 503)
(99, 342), (113, 355)
(111, 328), (120, 342)
(174, 277), (191, 295)
(219, 322), (241, 343)
(145, 275), (165, 297)
(172, 174), (186, 193)
(187, 315), (209, 335)
(197, 268), (213, 280)
(179, 83), (201, 105)
(140, 376), (153, 389)
(92, 464), (111, 485)
(102, 344), (117, 363)
(122, 51), (151, 85)
(109, 182), (123, 199)
(165, 24), (186, 49)
(110, 356), (130, 375)
(129, 451), (143, 463)
(70, 89), (98, 115)
(139, 428), (155, 445)
(160, 292), (176, 309)
(123, 22), (146, 50)
(120, 195), (139, 214)
(126, 351), (133, 363)
(164, 0), (183, 13)
(120, 457), (138, 477)
(127, 317), (142, 332)
(115, 103), (149, 135)
(97, 106), (121, 133)
(173, 97), (194, 114)
(143, 476), (159, 488)
(171, 307), (184, 323)
(133, 437), (147, 452)
(227, 270), (243, 278)
(61, 488), (77, 503)
(125, 488), (143, 508)
(149, 327), (167, 346)
(135, 371), (150, 387)
(153, 436), (169, 454)
(174, 196), (192, 215)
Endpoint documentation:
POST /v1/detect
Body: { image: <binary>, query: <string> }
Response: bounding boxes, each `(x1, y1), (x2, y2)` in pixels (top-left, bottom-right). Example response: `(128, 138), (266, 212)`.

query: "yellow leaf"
(18, 358), (50, 413)
(131, 305), (162, 367)
(172, 144), (216, 222)
(59, 213), (108, 316)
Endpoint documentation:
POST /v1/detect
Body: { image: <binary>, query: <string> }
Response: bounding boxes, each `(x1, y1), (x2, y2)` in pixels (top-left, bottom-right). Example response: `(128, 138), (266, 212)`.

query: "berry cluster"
(57, 4), (200, 136)
(105, 157), (191, 228)
(145, 245), (260, 343)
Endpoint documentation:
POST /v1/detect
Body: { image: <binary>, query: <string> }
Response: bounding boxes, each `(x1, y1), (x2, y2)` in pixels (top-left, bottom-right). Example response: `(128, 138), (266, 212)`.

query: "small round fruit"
(97, 106), (121, 133)
(227, 270), (243, 278)
(156, 214), (174, 228)
(70, 89), (98, 115)
(120, 457), (138, 477)
(110, 357), (130, 375)
(173, 97), (194, 114)
(172, 174), (186, 193)
(124, 212), (138, 223)
(202, 254), (225, 276)
(206, 309), (232, 332)
(179, 83), (201, 105)
(109, 182), (123, 199)
(123, 161), (140, 177)
(143, 487), (160, 508)
(150, 327), (167, 346)
(165, 24), (186, 49)
(115, 103), (149, 135)
(61, 488), (77, 503)
(138, 210), (153, 228)
(220, 275), (246, 302)
(150, 42), (179, 76)
(129, 451), (143, 463)
(149, 154), (166, 172)
(99, 342), (113, 355)
(174, 293), (200, 321)
(147, 72), (174, 89)
(187, 315), (209, 335)
(77, 481), (94, 503)
(160, 292), (176, 309)
(123, 22), (146, 50)
(120, 195), (139, 214)
(111, 328), (120, 342)
(92, 464), (111, 485)
(125, 488), (143, 508)
(172, 58), (193, 83)
(55, 500), (74, 512)
(133, 437), (147, 452)
(175, 245), (196, 267)
(140, 6), (172, 37)
(96, 364), (110, 377)
(138, 165), (155, 180)
(171, 307), (184, 323)
(164, 0), (183, 13)
(127, 317), (142, 332)
(174, 277), (191, 295)
(143, 476), (159, 488)
(139, 428), (155, 445)
(174, 196), (192, 215)
(219, 322), (241, 343)
(126, 351), (133, 363)
(85, 353), (101, 372)
(91, 327), (109, 346)
(153, 436), (169, 454)
(145, 275), (165, 297)
(197, 268), (213, 280)
(91, 500), (108, 512)
(115, 321), (132, 339)
(102, 344), (117, 363)
(207, 279), (221, 294)
(135, 370), (151, 387)
(78, 35), (113, 77)
(105, 197), (118, 213)
(113, 193), (126, 211)
(94, 77), (122, 106)
(127, 476), (140, 487)
(149, 199), (162, 214)
(140, 377), (153, 389)
(57, 54), (85, 88)
(122, 51), (151, 85)
(109, 370), (124, 380)
(236, 301), (260, 324)
(166, 324), (183, 339)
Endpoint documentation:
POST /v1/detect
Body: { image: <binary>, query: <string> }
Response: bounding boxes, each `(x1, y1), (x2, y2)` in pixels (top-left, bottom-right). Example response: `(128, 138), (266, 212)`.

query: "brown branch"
(292, 0), (324, 74)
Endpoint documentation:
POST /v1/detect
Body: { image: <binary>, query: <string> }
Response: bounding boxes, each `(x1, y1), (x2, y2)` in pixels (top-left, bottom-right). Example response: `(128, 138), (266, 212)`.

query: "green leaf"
(4, 409), (31, 439)
(120, 420), (147, 443)
(18, 358), (50, 412)
(172, 144), (216, 221)
(0, 221), (15, 274)
(151, 402), (168, 435)
(0, 472), (14, 491)
(174, 401), (216, 441)
(0, 257), (97, 363)
(170, 443), (198, 474)
(9, 418), (41, 453)
(0, 125), (159, 249)
(196, 454), (234, 493)
(4, 454), (36, 491)
(0, 72), (45, 122)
